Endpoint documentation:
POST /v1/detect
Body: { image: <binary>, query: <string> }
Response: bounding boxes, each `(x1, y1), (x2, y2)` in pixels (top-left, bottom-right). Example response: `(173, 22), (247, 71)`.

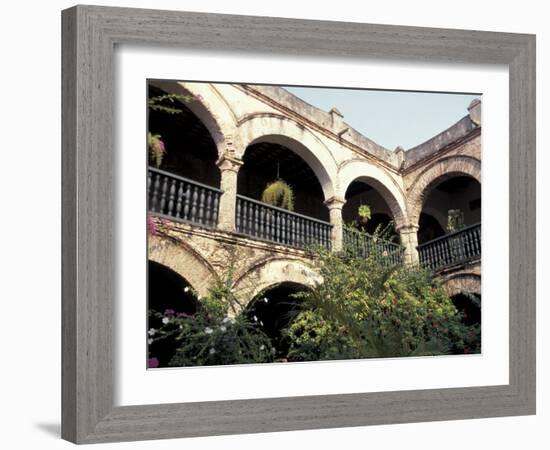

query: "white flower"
(271, 347), (276, 354)
(219, 325), (227, 332)
(263, 297), (269, 304)
(179, 324), (183, 330)
(148, 328), (156, 336)
(260, 345), (265, 351)
(204, 327), (213, 334)
(148, 338), (153, 345)
(197, 295), (202, 301)
(259, 320), (264, 327)
(209, 348), (216, 355)
(162, 317), (170, 324)
(222, 317), (231, 324)
(184, 286), (190, 293)
(253, 315), (258, 322)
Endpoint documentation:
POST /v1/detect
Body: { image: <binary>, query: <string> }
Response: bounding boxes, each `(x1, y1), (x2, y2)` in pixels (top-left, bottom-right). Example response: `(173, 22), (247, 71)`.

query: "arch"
(148, 235), (217, 297)
(407, 156), (481, 226)
(232, 257), (321, 311)
(339, 160), (408, 230)
(148, 80), (238, 157)
(442, 273), (481, 298)
(237, 114), (337, 200)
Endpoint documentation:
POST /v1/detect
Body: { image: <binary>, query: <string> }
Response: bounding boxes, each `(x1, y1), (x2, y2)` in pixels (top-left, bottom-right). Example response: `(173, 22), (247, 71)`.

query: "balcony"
(148, 167), (222, 228)
(343, 227), (403, 265)
(236, 195), (332, 250)
(417, 223), (481, 272)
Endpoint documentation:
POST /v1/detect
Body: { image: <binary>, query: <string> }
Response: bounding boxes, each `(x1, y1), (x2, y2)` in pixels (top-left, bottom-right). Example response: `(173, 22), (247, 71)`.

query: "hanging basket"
(261, 180), (295, 211)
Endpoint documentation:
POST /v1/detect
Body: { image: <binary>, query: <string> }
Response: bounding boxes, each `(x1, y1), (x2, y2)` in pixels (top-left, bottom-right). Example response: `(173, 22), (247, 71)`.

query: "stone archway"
(237, 114), (338, 200)
(232, 256), (321, 313)
(339, 160), (408, 231)
(149, 80), (238, 157)
(407, 156), (481, 227)
(441, 272), (482, 298)
(148, 235), (217, 297)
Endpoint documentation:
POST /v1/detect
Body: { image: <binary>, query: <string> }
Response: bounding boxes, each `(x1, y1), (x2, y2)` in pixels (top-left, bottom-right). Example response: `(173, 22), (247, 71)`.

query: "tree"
(285, 228), (480, 362)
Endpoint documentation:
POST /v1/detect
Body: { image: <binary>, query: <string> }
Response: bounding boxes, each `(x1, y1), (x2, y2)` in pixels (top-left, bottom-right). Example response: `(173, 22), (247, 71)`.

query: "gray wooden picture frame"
(61, 4), (536, 444)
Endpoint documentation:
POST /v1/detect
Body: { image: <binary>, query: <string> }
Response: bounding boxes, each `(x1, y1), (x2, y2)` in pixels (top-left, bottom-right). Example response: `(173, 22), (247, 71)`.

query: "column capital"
(396, 223), (419, 233)
(324, 196), (346, 209)
(216, 154), (243, 173)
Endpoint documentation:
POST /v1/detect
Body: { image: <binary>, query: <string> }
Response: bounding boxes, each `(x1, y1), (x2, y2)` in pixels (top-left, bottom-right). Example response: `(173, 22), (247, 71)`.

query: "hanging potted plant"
(148, 132), (166, 168)
(357, 204), (372, 225)
(261, 180), (295, 211)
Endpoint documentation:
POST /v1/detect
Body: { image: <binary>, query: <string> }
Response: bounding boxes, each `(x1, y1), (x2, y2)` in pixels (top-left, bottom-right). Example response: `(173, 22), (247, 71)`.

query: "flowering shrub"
(148, 267), (275, 367)
(285, 229), (479, 361)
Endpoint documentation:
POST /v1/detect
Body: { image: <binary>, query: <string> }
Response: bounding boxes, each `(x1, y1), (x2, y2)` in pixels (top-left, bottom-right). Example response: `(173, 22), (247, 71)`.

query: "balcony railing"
(343, 227), (403, 265)
(418, 223), (481, 272)
(236, 195), (332, 249)
(148, 167), (222, 228)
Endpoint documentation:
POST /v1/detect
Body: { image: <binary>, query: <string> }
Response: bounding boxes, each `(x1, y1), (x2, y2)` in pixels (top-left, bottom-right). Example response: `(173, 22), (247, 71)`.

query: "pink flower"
(148, 357), (159, 368)
(147, 216), (156, 235)
(158, 139), (166, 154)
(164, 309), (175, 316)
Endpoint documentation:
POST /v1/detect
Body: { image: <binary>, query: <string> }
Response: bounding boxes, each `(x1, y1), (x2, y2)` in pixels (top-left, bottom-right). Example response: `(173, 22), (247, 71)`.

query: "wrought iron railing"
(343, 227), (403, 265)
(236, 195), (332, 249)
(148, 167), (222, 228)
(417, 223), (481, 271)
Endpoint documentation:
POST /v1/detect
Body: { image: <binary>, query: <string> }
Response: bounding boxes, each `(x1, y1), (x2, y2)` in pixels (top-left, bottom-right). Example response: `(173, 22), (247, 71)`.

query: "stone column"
(398, 224), (420, 265)
(324, 197), (346, 252)
(216, 155), (243, 232)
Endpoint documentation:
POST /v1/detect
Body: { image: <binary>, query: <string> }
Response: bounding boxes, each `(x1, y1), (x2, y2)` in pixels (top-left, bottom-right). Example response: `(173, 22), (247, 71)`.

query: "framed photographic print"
(62, 5), (536, 444)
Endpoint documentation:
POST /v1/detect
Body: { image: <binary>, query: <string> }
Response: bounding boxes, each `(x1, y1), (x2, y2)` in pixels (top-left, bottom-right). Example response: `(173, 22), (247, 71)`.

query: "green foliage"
(447, 209), (465, 233)
(285, 226), (478, 361)
(148, 258), (275, 367)
(148, 93), (199, 115)
(147, 132), (166, 168)
(357, 204), (372, 223)
(261, 180), (295, 211)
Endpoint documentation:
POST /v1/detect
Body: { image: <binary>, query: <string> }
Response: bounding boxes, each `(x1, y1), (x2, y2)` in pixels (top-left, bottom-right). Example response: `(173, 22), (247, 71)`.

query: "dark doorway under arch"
(419, 175), (481, 244)
(343, 180), (397, 240)
(238, 142), (329, 221)
(245, 282), (310, 358)
(147, 85), (221, 188)
(148, 260), (200, 366)
(451, 292), (481, 326)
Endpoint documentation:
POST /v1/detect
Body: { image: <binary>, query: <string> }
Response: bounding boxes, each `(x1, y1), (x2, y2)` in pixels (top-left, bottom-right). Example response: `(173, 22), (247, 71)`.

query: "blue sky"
(285, 86), (480, 150)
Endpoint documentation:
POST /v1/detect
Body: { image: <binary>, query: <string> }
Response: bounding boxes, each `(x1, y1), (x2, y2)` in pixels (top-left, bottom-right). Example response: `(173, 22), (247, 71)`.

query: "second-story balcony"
(417, 223), (481, 272)
(148, 167), (222, 228)
(236, 195), (332, 250)
(343, 227), (403, 265)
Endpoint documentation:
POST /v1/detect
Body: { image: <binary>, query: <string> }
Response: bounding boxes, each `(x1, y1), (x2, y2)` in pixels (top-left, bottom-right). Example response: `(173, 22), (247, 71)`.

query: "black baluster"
(159, 175), (169, 214)
(204, 190), (212, 226)
(190, 186), (198, 222)
(167, 178), (177, 217)
(212, 192), (220, 227)
(197, 188), (205, 225)
(151, 173), (161, 212)
(183, 183), (191, 221)
(175, 182), (184, 218)
(236, 197), (242, 232)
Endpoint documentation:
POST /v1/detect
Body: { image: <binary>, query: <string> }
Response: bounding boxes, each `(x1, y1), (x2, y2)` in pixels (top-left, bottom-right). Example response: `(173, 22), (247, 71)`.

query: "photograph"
(146, 80), (482, 368)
